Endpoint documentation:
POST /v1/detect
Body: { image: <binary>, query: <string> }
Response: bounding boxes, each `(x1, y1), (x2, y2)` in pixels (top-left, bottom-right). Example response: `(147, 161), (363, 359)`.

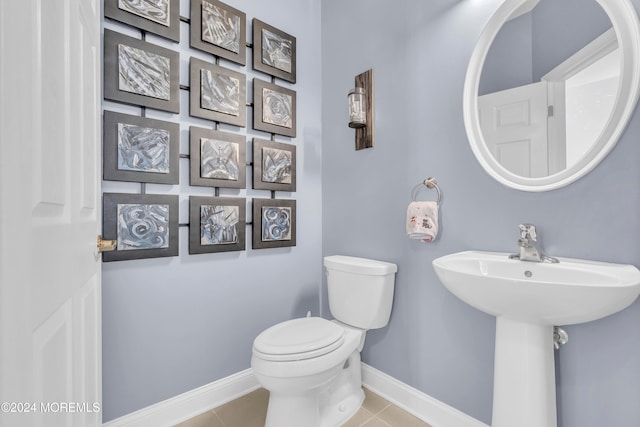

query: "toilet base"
(263, 351), (365, 427)
(264, 387), (364, 427)
(319, 351), (364, 427)
(319, 387), (364, 427)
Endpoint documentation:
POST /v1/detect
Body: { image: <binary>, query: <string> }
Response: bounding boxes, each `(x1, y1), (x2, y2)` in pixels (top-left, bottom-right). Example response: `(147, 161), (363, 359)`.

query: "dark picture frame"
(189, 196), (246, 254)
(189, 126), (246, 189)
(102, 193), (179, 262)
(252, 19), (296, 83)
(252, 139), (296, 192)
(104, 29), (180, 113)
(253, 79), (296, 137)
(190, 58), (246, 127)
(252, 198), (296, 249)
(103, 111), (180, 184)
(190, 0), (246, 65)
(104, 0), (180, 42)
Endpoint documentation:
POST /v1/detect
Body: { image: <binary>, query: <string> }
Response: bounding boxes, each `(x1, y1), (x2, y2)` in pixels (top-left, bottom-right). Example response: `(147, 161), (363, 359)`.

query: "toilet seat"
(253, 317), (345, 362)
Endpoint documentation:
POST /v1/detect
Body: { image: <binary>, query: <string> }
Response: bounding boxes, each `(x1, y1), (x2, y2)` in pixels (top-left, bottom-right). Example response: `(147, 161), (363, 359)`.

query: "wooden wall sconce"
(348, 69), (374, 150)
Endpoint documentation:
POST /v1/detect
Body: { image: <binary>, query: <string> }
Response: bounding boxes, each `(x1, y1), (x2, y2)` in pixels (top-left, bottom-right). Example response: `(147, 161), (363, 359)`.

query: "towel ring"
(410, 177), (441, 205)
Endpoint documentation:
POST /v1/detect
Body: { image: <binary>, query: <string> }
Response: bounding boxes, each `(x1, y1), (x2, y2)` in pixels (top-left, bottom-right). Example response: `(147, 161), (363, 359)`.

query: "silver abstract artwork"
(118, 43), (171, 100)
(262, 88), (292, 128)
(200, 138), (240, 180)
(262, 207), (292, 241)
(201, 1), (240, 53)
(118, 0), (170, 27)
(117, 203), (170, 250)
(200, 205), (239, 245)
(262, 147), (292, 184)
(117, 123), (170, 174)
(200, 69), (240, 116)
(261, 28), (292, 73)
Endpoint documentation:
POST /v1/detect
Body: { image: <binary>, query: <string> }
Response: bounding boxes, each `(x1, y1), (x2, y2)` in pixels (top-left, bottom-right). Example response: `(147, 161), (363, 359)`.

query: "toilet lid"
(253, 317), (345, 361)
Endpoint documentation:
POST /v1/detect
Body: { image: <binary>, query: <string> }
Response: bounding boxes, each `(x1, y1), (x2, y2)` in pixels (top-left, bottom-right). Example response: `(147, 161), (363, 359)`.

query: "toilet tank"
(324, 255), (397, 330)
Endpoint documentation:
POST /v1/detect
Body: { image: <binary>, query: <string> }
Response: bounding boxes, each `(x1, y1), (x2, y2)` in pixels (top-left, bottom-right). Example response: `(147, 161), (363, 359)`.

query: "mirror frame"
(463, 0), (640, 191)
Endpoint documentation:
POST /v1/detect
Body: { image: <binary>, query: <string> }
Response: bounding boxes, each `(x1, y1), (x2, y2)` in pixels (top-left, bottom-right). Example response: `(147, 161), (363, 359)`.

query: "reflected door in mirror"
(479, 81), (549, 177)
(478, 0), (617, 178)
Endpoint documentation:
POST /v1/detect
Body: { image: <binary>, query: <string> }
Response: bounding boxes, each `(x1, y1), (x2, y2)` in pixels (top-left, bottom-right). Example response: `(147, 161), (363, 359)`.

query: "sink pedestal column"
(492, 317), (557, 427)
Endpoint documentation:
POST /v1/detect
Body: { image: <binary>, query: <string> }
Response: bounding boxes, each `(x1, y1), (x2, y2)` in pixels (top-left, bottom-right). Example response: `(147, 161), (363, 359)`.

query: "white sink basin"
(433, 250), (640, 325)
(432, 250), (640, 427)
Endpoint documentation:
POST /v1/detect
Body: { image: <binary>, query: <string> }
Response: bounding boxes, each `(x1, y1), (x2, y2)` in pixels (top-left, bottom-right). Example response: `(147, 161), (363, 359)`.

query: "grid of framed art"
(102, 0), (299, 261)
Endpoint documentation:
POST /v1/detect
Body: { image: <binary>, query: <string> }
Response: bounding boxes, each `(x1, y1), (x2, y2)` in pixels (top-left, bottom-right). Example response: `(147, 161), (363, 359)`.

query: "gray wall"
(479, 14), (533, 96)
(480, 0), (611, 95)
(101, 0), (322, 421)
(321, 1), (640, 426)
(531, 0), (610, 81)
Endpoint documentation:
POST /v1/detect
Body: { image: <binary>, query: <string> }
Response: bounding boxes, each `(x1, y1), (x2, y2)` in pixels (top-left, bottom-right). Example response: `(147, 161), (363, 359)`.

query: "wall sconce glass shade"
(348, 87), (367, 128)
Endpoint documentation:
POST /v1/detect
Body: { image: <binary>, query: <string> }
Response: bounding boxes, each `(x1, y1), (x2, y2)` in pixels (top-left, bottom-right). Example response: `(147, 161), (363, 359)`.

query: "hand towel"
(406, 201), (439, 242)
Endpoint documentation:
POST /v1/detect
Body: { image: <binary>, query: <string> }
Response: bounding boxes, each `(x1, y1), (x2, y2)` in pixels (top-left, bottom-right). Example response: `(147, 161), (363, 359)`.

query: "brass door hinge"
(97, 235), (117, 253)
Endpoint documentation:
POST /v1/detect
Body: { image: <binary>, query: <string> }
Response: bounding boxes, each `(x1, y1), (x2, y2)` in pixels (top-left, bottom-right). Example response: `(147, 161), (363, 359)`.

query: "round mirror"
(463, 0), (640, 191)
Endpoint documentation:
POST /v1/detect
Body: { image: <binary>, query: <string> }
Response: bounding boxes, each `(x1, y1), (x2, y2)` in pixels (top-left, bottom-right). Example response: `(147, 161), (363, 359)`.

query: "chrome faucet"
(509, 224), (559, 263)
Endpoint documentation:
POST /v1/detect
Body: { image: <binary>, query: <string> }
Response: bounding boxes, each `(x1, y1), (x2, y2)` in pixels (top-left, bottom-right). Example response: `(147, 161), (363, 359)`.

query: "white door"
(479, 81), (549, 178)
(0, 0), (102, 426)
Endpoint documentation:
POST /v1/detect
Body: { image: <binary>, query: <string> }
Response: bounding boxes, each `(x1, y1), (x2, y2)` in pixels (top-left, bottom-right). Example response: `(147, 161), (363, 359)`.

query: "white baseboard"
(102, 369), (259, 427)
(361, 363), (490, 427)
(103, 364), (488, 427)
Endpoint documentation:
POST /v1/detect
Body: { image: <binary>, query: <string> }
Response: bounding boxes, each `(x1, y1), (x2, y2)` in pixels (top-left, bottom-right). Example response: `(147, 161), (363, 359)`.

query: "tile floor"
(174, 387), (432, 427)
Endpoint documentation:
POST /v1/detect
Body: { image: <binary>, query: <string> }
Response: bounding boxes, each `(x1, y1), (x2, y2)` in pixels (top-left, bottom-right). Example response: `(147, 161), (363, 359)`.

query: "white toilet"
(251, 255), (397, 427)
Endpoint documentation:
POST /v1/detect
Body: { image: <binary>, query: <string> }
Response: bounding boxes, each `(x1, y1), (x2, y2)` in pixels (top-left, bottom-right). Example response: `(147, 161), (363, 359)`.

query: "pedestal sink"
(432, 250), (640, 427)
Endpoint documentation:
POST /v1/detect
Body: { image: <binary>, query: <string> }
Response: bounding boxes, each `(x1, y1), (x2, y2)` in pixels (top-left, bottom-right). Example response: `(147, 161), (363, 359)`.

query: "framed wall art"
(189, 126), (246, 189)
(104, 0), (180, 42)
(190, 0), (246, 65)
(252, 19), (296, 83)
(189, 196), (246, 254)
(252, 198), (296, 249)
(103, 111), (180, 184)
(190, 58), (246, 127)
(252, 139), (296, 192)
(102, 193), (179, 262)
(104, 29), (180, 113)
(253, 79), (296, 137)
